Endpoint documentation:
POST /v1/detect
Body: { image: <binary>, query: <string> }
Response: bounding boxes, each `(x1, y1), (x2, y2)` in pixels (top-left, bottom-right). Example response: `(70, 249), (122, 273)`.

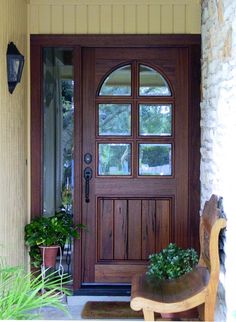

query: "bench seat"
(130, 195), (227, 321)
(131, 266), (209, 313)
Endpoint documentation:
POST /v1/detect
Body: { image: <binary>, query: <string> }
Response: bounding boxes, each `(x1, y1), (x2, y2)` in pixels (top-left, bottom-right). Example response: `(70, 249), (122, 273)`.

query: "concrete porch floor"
(39, 296), (132, 320)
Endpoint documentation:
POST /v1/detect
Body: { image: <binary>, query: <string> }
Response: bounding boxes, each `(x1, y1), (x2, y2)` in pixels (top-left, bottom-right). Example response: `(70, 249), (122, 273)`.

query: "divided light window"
(96, 63), (174, 177)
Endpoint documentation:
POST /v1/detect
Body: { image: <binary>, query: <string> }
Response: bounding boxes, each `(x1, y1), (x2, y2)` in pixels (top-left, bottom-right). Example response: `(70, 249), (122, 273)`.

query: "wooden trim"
(95, 264), (147, 283)
(188, 44), (201, 251)
(31, 43), (43, 218)
(73, 46), (82, 290)
(31, 34), (201, 47)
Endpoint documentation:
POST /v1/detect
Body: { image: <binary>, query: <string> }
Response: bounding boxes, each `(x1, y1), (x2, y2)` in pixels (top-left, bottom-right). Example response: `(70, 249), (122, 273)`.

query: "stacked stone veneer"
(201, 0), (236, 321)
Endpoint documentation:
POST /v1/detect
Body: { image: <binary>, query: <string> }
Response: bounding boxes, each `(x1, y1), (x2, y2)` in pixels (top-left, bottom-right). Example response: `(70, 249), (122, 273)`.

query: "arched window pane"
(139, 65), (171, 96)
(99, 65), (131, 96)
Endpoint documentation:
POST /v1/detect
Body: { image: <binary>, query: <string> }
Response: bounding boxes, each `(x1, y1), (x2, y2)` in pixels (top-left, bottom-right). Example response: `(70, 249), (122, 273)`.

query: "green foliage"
(0, 263), (70, 320)
(61, 80), (73, 106)
(99, 144), (130, 175)
(99, 104), (131, 135)
(25, 210), (86, 267)
(139, 104), (171, 135)
(147, 243), (198, 280)
(62, 186), (73, 209)
(142, 145), (170, 167)
(61, 79), (74, 212)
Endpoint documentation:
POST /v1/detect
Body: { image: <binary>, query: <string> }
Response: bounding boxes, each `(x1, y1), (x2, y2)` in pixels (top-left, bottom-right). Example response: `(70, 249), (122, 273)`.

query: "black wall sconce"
(7, 42), (25, 94)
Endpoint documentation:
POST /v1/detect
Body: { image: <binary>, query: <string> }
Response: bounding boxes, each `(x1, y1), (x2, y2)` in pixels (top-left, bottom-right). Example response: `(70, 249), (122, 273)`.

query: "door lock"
(84, 153), (92, 165)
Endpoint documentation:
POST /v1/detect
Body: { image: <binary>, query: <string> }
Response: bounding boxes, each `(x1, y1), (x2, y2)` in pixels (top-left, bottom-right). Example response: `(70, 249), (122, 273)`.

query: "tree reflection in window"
(98, 104), (131, 136)
(139, 144), (172, 176)
(139, 65), (171, 96)
(99, 65), (131, 96)
(98, 144), (131, 175)
(61, 80), (74, 213)
(139, 104), (172, 136)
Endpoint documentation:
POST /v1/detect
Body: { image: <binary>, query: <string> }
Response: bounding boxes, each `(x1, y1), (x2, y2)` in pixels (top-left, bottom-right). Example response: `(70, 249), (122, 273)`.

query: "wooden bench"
(130, 194), (227, 321)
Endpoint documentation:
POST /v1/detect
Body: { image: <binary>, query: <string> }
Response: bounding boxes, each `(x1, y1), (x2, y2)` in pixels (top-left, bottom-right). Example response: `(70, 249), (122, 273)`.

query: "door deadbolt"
(84, 153), (92, 165)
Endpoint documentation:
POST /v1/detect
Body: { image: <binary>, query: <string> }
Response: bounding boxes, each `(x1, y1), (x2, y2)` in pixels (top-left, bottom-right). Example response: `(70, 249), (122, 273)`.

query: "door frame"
(30, 34), (201, 290)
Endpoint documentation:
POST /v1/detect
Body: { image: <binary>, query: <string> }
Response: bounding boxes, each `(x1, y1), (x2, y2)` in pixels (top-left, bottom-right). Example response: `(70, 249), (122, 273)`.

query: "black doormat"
(81, 301), (144, 319)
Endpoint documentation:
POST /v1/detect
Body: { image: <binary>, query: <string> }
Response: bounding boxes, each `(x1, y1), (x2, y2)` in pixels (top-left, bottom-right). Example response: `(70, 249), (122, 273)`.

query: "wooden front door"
(81, 47), (191, 284)
(30, 35), (200, 290)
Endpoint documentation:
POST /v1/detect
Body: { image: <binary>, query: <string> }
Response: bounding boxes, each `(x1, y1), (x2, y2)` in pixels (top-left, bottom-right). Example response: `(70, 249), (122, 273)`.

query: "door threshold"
(74, 284), (131, 296)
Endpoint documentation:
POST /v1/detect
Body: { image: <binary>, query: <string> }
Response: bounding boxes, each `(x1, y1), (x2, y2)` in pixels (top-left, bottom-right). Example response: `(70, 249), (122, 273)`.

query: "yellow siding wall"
(29, 0), (200, 34)
(0, 0), (28, 267)
(0, 0), (200, 268)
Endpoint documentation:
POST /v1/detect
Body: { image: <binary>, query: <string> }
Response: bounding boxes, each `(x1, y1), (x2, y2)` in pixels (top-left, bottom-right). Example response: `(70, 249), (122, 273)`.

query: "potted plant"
(147, 243), (198, 319)
(25, 210), (86, 267)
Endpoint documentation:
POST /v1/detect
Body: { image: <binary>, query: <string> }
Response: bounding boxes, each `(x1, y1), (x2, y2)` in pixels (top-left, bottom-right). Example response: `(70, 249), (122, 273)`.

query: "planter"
(39, 245), (59, 267)
(161, 307), (198, 320)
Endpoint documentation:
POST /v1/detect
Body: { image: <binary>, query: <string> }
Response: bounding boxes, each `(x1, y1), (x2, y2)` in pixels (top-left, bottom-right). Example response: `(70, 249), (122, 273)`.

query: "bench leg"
(204, 292), (217, 322)
(143, 309), (155, 321)
(204, 304), (215, 322)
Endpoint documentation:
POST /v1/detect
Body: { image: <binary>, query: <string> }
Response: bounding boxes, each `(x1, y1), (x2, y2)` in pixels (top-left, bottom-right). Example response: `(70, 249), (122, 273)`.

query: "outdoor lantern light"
(7, 42), (25, 94)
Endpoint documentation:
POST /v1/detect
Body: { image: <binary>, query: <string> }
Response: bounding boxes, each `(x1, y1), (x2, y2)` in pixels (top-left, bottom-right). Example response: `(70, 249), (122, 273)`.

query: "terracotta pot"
(39, 245), (59, 267)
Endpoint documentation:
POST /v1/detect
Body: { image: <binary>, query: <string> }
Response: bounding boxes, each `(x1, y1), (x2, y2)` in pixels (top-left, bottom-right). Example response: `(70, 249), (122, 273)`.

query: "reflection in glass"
(99, 65), (131, 96)
(139, 104), (172, 136)
(139, 144), (171, 176)
(98, 104), (131, 136)
(139, 65), (171, 96)
(99, 144), (131, 175)
(43, 48), (74, 216)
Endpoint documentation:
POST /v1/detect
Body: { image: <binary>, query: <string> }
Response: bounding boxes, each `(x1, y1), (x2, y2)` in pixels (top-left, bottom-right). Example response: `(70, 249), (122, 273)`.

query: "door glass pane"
(43, 48), (74, 275)
(139, 104), (172, 136)
(139, 144), (172, 176)
(139, 65), (171, 96)
(43, 48), (74, 216)
(99, 65), (131, 96)
(98, 144), (131, 175)
(98, 104), (131, 136)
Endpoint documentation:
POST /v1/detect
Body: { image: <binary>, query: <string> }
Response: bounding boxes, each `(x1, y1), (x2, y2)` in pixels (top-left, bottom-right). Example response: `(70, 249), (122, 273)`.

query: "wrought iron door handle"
(84, 167), (92, 203)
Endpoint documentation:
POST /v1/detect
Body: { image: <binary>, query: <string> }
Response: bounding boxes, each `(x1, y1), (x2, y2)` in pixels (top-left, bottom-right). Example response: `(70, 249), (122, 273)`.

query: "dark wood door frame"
(30, 34), (200, 291)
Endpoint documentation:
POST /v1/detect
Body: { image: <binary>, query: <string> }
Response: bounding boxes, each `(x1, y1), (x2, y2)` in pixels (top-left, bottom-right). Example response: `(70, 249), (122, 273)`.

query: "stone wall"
(201, 0), (236, 320)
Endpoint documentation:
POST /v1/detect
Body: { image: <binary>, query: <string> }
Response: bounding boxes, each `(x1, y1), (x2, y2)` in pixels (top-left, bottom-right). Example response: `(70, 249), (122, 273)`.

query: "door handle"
(84, 167), (92, 203)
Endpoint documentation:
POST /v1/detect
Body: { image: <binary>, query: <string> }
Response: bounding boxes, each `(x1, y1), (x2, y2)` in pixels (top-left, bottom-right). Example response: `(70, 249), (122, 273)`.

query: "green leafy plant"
(25, 210), (86, 267)
(147, 243), (198, 280)
(0, 261), (70, 320)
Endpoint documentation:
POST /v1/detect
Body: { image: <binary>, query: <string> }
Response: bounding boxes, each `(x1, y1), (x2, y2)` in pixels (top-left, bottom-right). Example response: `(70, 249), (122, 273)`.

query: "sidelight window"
(43, 48), (74, 216)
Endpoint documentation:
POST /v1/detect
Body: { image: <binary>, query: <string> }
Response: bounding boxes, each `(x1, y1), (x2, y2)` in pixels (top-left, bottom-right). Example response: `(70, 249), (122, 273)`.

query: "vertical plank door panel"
(114, 200), (128, 260)
(156, 199), (171, 252)
(98, 199), (114, 260)
(128, 200), (142, 260)
(142, 200), (156, 259)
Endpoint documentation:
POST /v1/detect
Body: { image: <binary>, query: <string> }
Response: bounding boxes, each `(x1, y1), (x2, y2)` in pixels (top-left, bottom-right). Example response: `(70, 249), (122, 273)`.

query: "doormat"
(81, 301), (145, 319)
